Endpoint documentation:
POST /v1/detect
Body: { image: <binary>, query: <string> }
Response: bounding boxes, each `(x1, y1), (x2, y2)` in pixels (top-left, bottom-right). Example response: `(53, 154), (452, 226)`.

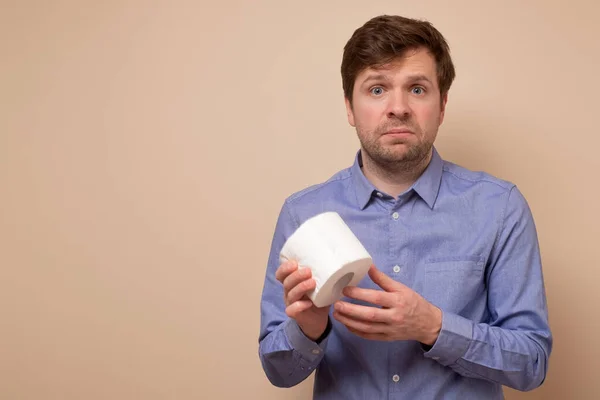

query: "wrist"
(300, 318), (330, 342)
(421, 304), (442, 346)
(314, 317), (332, 343)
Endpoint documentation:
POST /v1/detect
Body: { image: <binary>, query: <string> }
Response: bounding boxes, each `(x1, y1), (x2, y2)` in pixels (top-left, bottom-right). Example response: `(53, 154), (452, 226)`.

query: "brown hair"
(341, 15), (456, 104)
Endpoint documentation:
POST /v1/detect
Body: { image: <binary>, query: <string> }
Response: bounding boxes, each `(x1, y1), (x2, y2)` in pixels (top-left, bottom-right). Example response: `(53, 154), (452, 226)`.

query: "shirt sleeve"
(258, 201), (330, 388)
(423, 186), (553, 391)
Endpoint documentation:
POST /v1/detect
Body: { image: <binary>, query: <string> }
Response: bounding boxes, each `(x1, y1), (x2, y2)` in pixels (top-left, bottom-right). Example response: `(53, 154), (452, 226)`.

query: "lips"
(384, 128), (414, 135)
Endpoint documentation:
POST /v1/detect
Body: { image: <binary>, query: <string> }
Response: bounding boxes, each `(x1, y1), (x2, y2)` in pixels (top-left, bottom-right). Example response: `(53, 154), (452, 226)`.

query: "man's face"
(345, 47), (447, 168)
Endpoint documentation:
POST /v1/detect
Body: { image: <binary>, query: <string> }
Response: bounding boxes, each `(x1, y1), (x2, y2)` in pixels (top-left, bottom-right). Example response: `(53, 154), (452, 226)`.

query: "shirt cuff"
(423, 311), (472, 366)
(284, 319), (328, 363)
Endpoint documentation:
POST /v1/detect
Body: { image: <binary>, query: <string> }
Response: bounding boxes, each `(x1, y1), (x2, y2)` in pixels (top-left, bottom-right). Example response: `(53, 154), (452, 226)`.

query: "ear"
(344, 97), (356, 127)
(439, 93), (448, 125)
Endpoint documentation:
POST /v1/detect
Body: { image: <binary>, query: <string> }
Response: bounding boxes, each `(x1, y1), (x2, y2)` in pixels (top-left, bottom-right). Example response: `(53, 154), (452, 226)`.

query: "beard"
(356, 119), (434, 173)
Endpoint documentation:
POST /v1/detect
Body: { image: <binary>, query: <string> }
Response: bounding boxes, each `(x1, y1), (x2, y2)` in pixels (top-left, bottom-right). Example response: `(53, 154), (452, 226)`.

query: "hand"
(275, 260), (330, 341)
(333, 265), (442, 345)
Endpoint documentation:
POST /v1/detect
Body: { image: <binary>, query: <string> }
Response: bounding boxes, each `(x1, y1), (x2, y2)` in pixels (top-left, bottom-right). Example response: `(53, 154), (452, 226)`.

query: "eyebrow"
(405, 74), (434, 85)
(360, 73), (434, 87)
(360, 74), (390, 87)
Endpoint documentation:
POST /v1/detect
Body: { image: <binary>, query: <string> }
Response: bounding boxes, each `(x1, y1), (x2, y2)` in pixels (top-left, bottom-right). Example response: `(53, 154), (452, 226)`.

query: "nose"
(386, 90), (411, 119)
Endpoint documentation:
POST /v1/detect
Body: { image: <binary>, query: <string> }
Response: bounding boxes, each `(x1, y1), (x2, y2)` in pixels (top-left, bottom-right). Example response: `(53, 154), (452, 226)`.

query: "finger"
(347, 326), (389, 341)
(333, 310), (386, 334)
(286, 278), (316, 305)
(282, 267), (312, 292)
(368, 265), (407, 292)
(286, 299), (313, 318)
(342, 286), (395, 308)
(275, 260), (297, 283)
(334, 300), (390, 323)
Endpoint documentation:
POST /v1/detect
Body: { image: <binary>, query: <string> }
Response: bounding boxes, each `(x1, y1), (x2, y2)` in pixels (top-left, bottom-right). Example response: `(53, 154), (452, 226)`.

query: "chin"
(383, 146), (430, 163)
(376, 152), (412, 164)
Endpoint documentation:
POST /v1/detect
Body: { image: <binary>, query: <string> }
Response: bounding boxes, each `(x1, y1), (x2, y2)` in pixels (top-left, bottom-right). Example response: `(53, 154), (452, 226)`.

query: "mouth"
(383, 128), (414, 138)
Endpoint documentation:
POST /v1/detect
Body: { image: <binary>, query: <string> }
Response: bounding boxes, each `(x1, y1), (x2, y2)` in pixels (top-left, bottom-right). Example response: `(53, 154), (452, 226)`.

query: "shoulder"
(441, 160), (515, 193)
(439, 159), (532, 220)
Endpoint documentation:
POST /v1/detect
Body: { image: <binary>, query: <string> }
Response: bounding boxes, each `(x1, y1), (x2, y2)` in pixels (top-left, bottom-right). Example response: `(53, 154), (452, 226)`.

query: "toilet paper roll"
(279, 211), (373, 308)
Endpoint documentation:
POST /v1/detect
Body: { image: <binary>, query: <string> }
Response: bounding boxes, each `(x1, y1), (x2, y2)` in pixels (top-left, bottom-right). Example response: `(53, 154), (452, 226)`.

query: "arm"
(258, 202), (331, 387)
(422, 186), (553, 391)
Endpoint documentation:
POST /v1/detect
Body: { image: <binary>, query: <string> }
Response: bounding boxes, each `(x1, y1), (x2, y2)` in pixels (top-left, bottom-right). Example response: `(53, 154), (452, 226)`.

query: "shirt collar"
(350, 151), (378, 210)
(412, 146), (443, 209)
(351, 147), (444, 210)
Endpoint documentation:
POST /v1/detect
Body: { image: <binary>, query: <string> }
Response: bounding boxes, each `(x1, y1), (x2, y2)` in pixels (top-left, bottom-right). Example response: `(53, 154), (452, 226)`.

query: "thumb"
(368, 265), (406, 292)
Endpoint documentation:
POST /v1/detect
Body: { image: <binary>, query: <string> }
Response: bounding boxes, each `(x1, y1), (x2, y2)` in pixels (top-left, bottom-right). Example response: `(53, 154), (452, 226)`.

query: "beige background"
(1, 0), (598, 399)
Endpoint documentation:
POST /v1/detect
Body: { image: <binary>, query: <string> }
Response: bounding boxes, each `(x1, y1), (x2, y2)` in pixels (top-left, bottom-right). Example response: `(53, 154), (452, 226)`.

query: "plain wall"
(1, 0), (599, 399)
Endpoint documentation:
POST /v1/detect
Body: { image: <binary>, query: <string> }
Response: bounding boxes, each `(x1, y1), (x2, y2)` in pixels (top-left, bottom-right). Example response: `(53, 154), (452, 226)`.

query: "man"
(258, 15), (552, 399)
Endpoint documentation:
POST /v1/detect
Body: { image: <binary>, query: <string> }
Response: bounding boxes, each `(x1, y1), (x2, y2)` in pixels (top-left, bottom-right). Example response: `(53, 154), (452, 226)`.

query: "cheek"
(414, 103), (441, 127)
(354, 101), (385, 128)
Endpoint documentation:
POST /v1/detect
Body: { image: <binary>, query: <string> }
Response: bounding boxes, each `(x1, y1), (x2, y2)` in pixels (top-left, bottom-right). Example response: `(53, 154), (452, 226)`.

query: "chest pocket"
(413, 257), (485, 314)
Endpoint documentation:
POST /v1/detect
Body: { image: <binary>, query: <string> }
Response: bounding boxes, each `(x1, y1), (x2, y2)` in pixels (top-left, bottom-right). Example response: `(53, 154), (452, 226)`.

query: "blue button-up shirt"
(258, 148), (552, 399)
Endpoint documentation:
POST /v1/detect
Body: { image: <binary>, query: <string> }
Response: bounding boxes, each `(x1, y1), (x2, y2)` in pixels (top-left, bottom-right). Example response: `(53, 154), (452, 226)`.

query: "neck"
(361, 150), (432, 198)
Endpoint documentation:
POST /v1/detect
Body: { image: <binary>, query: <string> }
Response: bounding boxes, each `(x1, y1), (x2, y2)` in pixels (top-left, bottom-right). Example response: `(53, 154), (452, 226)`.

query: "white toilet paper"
(279, 211), (373, 308)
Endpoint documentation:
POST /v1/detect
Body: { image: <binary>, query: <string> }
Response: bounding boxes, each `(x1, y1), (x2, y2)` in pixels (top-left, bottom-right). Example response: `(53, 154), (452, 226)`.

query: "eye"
(370, 86), (384, 96)
(411, 86), (425, 95)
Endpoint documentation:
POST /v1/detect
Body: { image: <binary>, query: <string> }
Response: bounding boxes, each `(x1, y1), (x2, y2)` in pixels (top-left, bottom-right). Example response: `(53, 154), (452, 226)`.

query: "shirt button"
(376, 192), (383, 198)
(392, 374), (400, 383)
(392, 212), (399, 220)
(393, 265), (401, 273)
(312, 349), (320, 355)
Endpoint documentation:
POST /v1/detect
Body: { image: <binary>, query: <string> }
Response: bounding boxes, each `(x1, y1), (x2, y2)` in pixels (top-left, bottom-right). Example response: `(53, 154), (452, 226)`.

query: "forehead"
(356, 48), (438, 82)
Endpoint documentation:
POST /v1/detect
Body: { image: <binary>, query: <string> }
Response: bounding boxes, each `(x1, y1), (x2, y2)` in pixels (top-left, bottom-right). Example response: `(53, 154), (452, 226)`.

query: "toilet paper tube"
(279, 211), (373, 308)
